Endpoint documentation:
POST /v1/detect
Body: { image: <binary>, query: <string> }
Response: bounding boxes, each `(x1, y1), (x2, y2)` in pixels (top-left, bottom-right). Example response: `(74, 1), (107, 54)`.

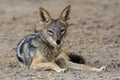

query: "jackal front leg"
(30, 57), (66, 72)
(65, 60), (106, 72)
(59, 51), (106, 72)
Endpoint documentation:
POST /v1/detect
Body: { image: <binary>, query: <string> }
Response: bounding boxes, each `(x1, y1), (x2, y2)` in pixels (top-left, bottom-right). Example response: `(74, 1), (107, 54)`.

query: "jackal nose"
(56, 40), (61, 45)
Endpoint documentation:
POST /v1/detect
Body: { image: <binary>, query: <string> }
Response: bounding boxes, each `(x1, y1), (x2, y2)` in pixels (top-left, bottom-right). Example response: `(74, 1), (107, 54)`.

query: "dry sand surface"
(0, 0), (120, 80)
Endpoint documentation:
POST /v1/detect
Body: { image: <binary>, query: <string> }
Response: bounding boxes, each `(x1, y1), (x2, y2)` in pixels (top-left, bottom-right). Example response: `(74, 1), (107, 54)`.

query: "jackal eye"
(60, 29), (65, 35)
(48, 29), (54, 36)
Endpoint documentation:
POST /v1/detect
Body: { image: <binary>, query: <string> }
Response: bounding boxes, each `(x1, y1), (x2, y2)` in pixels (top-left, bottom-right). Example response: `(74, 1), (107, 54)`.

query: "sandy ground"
(0, 0), (120, 80)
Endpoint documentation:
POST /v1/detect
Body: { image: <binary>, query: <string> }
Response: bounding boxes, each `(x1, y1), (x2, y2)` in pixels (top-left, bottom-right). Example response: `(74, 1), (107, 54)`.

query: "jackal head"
(39, 5), (71, 47)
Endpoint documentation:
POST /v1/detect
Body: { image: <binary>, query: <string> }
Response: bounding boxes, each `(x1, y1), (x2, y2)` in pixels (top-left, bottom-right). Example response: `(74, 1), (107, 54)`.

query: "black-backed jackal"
(16, 5), (106, 72)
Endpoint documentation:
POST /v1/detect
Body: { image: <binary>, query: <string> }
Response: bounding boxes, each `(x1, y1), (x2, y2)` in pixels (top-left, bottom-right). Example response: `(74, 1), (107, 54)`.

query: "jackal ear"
(59, 5), (71, 21)
(39, 7), (52, 25)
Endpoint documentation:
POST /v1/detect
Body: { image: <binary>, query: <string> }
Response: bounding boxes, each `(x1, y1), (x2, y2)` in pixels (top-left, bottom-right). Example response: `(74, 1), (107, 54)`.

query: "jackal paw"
(98, 66), (106, 72)
(55, 68), (66, 73)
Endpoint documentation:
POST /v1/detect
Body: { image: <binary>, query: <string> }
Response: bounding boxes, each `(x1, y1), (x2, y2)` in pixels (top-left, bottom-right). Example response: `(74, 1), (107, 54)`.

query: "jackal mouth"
(46, 36), (62, 48)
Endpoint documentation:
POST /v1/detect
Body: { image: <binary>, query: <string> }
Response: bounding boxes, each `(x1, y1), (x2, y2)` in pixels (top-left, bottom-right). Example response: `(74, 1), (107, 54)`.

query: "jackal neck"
(37, 31), (62, 61)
